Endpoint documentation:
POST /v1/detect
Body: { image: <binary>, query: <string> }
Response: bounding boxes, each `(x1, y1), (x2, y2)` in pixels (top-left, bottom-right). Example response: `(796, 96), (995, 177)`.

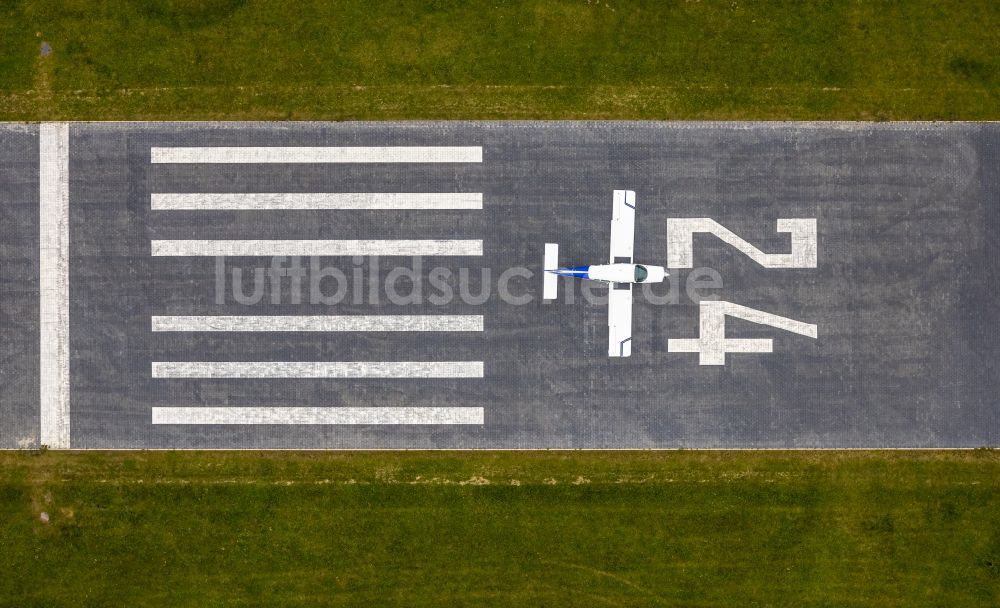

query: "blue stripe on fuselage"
(548, 265), (590, 279)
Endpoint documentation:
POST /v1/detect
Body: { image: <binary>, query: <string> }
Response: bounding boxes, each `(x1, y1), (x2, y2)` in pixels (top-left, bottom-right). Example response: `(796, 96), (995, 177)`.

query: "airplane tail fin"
(543, 243), (559, 299)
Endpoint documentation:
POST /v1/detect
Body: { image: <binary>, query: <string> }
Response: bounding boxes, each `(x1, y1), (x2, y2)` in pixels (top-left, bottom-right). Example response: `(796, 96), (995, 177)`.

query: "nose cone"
(646, 266), (667, 282)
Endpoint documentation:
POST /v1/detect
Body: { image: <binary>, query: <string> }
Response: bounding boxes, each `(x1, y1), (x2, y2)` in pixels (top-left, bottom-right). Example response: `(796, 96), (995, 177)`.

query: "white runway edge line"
(151, 192), (483, 211)
(150, 147), (482, 164)
(152, 407), (485, 425)
(151, 361), (485, 378)
(39, 123), (70, 449)
(151, 240), (482, 257)
(151, 315), (484, 332)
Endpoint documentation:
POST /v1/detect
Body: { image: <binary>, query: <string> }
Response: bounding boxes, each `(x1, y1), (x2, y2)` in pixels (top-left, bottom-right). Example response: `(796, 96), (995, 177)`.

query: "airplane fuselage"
(549, 263), (667, 284)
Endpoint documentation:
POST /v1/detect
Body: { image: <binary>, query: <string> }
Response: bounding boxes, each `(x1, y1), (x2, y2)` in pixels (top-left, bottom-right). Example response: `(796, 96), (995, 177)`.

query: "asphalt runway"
(1, 121), (998, 448)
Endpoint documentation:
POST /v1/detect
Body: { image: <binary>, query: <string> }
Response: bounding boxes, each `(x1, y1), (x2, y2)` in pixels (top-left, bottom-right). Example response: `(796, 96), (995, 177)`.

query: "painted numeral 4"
(668, 301), (817, 365)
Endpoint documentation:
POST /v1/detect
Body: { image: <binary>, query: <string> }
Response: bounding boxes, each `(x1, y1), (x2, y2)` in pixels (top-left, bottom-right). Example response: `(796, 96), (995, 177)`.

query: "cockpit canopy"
(634, 265), (648, 282)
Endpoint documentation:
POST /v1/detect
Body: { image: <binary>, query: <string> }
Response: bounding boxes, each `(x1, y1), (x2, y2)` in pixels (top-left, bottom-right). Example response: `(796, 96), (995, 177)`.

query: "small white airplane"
(543, 190), (667, 357)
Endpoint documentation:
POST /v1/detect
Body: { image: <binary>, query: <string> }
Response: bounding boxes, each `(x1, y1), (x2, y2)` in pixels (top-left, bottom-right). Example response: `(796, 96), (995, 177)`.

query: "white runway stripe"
(152, 361), (485, 378)
(151, 315), (484, 332)
(39, 123), (71, 449)
(151, 147), (482, 164)
(152, 407), (484, 425)
(151, 192), (483, 210)
(151, 239), (483, 257)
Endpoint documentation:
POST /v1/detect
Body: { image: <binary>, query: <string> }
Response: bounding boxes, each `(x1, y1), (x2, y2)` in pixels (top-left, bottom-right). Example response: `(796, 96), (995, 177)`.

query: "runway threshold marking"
(151, 361), (485, 378)
(146, 140), (486, 427)
(39, 123), (70, 449)
(151, 192), (484, 210)
(151, 315), (484, 332)
(151, 239), (483, 257)
(150, 147), (483, 164)
(152, 407), (485, 425)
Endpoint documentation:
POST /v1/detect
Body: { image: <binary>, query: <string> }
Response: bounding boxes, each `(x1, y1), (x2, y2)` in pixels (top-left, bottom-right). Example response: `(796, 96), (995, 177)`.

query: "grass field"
(2, 450), (999, 607)
(0, 0), (997, 120)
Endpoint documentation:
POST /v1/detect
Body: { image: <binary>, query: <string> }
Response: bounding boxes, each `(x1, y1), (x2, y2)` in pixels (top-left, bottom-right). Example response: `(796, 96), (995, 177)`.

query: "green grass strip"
(1, 0), (997, 120)
(2, 450), (999, 606)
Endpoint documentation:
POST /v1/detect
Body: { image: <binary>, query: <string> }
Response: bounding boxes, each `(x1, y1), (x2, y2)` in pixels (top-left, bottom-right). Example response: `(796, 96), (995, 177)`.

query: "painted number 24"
(665, 219), (818, 365)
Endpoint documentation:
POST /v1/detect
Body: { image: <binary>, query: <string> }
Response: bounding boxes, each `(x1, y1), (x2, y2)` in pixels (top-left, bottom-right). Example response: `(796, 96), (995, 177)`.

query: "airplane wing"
(608, 284), (633, 357)
(609, 190), (636, 263)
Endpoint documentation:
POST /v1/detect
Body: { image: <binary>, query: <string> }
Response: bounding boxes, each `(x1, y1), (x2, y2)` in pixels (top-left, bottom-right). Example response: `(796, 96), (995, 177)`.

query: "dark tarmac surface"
(1, 121), (998, 448)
